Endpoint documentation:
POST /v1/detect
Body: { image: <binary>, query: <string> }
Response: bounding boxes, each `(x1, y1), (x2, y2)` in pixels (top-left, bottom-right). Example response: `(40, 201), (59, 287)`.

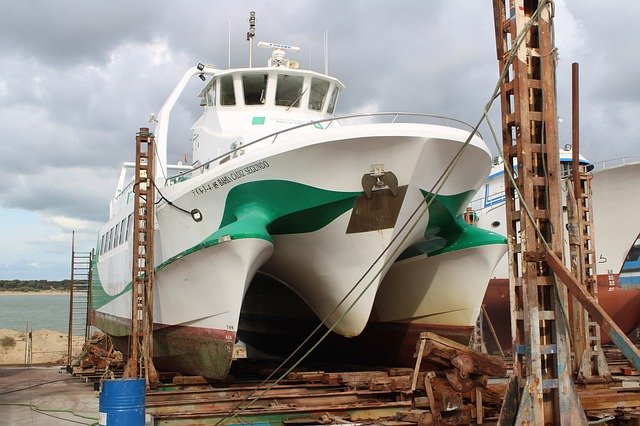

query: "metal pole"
(85, 250), (93, 341)
(247, 11), (255, 68)
(482, 305), (505, 358)
(572, 63), (580, 199)
(67, 231), (75, 367)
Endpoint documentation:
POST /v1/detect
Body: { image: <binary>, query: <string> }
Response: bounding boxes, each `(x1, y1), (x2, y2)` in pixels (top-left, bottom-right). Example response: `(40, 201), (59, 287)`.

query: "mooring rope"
(215, 2), (553, 424)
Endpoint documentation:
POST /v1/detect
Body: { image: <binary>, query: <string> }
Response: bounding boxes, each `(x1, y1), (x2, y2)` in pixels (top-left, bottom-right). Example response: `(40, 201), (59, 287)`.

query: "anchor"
(361, 164), (398, 198)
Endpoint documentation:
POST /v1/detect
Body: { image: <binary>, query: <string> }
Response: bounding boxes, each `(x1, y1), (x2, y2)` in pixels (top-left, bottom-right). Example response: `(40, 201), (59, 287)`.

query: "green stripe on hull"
(219, 180), (362, 235)
(398, 190), (506, 260)
(93, 180), (362, 309)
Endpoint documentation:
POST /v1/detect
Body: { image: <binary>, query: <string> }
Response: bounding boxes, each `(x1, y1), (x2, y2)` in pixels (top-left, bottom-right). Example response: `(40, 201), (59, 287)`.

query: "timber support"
(492, 0), (586, 423)
(123, 127), (159, 388)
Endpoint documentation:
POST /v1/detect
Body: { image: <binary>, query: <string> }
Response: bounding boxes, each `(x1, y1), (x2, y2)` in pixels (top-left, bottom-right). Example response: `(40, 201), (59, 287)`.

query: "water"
(0, 294), (83, 334)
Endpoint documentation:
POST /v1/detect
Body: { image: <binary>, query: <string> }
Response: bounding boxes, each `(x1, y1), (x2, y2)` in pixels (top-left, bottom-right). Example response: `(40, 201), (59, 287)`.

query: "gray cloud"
(0, 1), (639, 278)
(0, 1), (161, 67)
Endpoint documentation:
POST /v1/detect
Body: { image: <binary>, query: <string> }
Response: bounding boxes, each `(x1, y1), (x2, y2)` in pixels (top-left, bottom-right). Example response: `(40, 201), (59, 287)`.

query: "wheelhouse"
(197, 68), (342, 115)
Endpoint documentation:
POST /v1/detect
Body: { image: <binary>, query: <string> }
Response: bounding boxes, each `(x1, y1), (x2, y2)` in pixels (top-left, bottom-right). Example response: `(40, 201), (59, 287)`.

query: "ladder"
(567, 171), (611, 381)
(67, 231), (92, 367)
(491, 1), (586, 423)
(123, 127), (158, 387)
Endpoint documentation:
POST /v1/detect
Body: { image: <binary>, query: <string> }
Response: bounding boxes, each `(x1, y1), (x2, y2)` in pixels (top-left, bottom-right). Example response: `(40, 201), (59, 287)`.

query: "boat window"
(206, 81), (216, 106)
(308, 78), (330, 111)
(119, 218), (127, 245)
(327, 86), (340, 114)
(242, 73), (268, 105)
(126, 213), (133, 242)
(99, 235), (104, 255)
(114, 223), (121, 248)
(107, 229), (114, 251)
(220, 75), (236, 106)
(110, 227), (116, 250)
(275, 74), (304, 107)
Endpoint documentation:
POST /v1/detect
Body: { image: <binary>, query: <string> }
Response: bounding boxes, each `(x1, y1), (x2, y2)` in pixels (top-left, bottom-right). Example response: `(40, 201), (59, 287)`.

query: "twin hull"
(93, 124), (501, 377)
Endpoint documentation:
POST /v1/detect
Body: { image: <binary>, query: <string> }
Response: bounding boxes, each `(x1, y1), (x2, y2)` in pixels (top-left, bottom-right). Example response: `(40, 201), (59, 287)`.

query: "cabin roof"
(197, 67), (345, 98)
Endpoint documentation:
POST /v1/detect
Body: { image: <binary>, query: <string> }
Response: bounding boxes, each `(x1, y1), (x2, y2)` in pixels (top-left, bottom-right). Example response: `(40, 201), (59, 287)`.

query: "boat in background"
(91, 41), (506, 377)
(471, 151), (640, 353)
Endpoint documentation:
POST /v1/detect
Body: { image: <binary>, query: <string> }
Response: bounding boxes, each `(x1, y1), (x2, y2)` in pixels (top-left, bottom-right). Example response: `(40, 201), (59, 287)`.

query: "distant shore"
(0, 290), (70, 296)
(0, 328), (83, 365)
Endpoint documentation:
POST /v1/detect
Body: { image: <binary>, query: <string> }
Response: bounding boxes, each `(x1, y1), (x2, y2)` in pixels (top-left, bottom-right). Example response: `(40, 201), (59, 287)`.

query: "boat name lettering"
(191, 161), (270, 195)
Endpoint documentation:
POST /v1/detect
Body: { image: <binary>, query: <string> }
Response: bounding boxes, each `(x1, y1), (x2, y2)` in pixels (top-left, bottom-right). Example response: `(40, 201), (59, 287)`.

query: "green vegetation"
(0, 280), (70, 292)
(1, 336), (16, 348)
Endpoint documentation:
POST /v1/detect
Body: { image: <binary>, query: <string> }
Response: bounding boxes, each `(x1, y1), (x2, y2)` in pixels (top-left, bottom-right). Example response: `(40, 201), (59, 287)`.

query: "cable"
(150, 179), (195, 217)
(130, 176), (201, 223)
(0, 402), (99, 425)
(0, 377), (75, 396)
(484, 0), (574, 344)
(217, 60), (490, 426)
(217, 1), (553, 423)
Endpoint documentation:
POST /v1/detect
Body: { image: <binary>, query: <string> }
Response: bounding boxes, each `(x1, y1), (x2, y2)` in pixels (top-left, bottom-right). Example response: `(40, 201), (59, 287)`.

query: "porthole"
(491, 221), (501, 228)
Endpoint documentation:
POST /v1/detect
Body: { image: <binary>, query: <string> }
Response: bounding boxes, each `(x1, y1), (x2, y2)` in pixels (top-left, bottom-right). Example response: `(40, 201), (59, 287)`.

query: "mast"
(247, 11), (256, 68)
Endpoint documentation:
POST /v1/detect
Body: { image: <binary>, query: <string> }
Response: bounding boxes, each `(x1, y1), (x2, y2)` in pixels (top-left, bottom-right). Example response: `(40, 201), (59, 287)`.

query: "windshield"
(275, 74), (304, 107)
(327, 86), (340, 114)
(242, 73), (268, 105)
(220, 75), (236, 106)
(309, 78), (330, 111)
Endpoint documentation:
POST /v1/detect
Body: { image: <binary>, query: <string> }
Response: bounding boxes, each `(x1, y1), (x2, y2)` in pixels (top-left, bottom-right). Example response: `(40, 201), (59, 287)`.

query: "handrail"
(590, 154), (640, 171)
(469, 153), (640, 213)
(165, 112), (482, 184)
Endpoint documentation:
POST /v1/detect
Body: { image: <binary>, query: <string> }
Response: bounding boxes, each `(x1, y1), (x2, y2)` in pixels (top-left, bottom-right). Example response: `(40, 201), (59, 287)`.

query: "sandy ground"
(0, 329), (84, 366)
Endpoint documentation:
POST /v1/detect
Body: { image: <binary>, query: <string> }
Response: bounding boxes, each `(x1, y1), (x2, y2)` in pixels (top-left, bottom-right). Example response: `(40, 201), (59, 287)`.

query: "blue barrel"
(99, 378), (146, 426)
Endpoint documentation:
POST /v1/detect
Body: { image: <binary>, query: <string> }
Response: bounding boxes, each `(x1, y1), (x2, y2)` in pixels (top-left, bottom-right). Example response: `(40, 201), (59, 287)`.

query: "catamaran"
(91, 42), (506, 377)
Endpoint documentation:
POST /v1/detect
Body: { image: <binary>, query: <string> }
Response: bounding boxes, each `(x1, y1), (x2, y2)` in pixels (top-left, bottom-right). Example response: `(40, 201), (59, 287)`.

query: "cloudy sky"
(0, 1), (638, 280)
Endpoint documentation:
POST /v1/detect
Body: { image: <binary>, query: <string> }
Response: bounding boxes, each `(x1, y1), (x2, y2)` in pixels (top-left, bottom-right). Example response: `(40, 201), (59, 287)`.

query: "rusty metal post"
(85, 250), (93, 341)
(567, 62), (611, 382)
(492, 1), (586, 423)
(568, 62), (587, 375)
(67, 231), (75, 367)
(123, 128), (158, 388)
(482, 305), (505, 358)
(571, 63), (581, 203)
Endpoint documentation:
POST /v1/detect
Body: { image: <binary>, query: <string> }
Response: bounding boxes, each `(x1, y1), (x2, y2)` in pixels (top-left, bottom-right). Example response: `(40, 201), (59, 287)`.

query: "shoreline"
(0, 328), (84, 365)
(0, 290), (70, 296)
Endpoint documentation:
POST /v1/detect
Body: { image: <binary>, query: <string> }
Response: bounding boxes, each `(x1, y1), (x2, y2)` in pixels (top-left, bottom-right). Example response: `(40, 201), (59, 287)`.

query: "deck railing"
(164, 112), (480, 186)
(590, 154), (640, 171)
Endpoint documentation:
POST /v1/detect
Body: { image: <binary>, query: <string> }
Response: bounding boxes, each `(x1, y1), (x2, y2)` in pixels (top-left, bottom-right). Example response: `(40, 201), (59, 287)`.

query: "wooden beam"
(545, 248), (640, 371)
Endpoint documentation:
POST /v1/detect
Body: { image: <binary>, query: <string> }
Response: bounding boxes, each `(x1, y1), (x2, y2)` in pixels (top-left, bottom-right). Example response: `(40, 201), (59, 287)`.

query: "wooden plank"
(579, 391), (640, 410)
(418, 332), (506, 377)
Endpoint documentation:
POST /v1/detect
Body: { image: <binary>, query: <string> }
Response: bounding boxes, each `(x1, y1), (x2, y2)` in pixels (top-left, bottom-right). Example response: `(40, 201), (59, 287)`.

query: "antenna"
(258, 42), (301, 68)
(227, 16), (231, 68)
(257, 41), (301, 53)
(247, 11), (256, 68)
(323, 29), (329, 75)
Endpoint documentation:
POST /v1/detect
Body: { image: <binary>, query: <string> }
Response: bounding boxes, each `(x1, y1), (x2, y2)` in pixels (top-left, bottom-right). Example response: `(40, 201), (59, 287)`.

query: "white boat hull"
(93, 122), (498, 376)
